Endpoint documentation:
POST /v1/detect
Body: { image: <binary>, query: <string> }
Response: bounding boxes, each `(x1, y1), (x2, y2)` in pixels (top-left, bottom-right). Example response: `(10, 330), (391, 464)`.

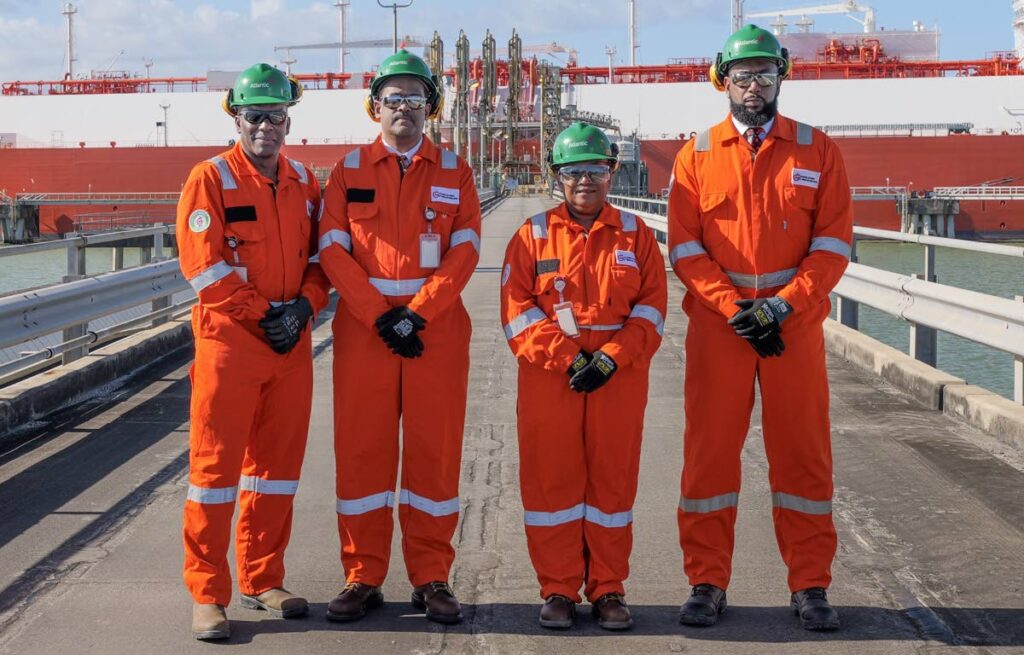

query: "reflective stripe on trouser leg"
(333, 309), (402, 586)
(758, 318), (836, 591)
(517, 361), (588, 603)
(581, 361), (648, 601)
(398, 301), (471, 587)
(235, 333), (314, 596)
(678, 306), (757, 590)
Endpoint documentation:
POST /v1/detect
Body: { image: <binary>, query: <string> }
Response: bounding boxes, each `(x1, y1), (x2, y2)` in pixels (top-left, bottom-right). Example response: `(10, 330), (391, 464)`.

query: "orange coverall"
(317, 137), (480, 587)
(501, 203), (667, 602)
(176, 143), (329, 606)
(667, 115), (853, 592)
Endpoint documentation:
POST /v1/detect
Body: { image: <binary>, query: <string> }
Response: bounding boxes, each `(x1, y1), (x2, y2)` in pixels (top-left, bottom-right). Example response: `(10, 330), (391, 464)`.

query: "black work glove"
(567, 350), (591, 379)
(569, 350), (618, 393)
(375, 306), (427, 358)
(727, 297), (791, 358)
(259, 296), (313, 355)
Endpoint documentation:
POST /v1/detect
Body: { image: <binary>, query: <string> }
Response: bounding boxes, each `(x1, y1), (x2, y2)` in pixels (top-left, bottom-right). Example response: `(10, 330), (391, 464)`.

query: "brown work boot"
(326, 582), (383, 622)
(591, 592), (633, 630)
(411, 581), (463, 624)
(191, 603), (230, 640)
(240, 587), (309, 618)
(538, 594), (575, 629)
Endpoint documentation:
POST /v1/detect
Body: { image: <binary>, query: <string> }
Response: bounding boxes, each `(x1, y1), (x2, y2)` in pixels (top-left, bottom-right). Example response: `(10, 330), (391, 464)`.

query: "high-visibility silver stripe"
(344, 149), (360, 169)
(579, 323), (623, 331)
(399, 489), (460, 517)
(670, 241), (706, 264)
(368, 277), (426, 296)
(726, 267), (798, 289)
(208, 156), (237, 190)
(316, 201), (325, 222)
(503, 306), (546, 340)
(336, 490), (396, 515)
(810, 236), (851, 259)
(524, 502), (585, 527)
(630, 304), (665, 335)
(620, 211), (637, 232)
(440, 149), (458, 169)
(288, 158), (308, 184)
(308, 254), (320, 263)
(268, 298), (297, 308)
(585, 505), (633, 528)
(772, 492), (832, 515)
(319, 228), (352, 253)
(449, 228), (480, 253)
(796, 121), (813, 146)
(530, 212), (548, 240)
(695, 130), (711, 152)
(188, 260), (234, 293)
(239, 475), (299, 495)
(187, 484), (237, 504)
(679, 492), (739, 513)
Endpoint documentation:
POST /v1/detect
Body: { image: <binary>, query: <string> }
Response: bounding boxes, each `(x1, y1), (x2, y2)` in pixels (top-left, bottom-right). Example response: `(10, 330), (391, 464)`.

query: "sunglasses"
(378, 94), (428, 110)
(240, 109), (288, 125)
(728, 71), (779, 88)
(557, 165), (612, 184)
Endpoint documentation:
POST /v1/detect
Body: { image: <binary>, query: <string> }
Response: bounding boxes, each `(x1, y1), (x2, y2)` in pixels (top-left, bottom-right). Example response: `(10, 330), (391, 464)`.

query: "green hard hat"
(717, 24), (786, 75)
(370, 49), (438, 98)
(550, 122), (616, 169)
(229, 63), (298, 107)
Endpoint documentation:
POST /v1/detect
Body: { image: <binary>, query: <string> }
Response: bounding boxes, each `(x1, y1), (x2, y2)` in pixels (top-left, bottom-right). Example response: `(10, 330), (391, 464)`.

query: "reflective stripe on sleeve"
(239, 475), (299, 495)
(725, 267), (798, 289)
(187, 484), (237, 504)
(670, 241), (706, 264)
(584, 505), (633, 528)
(449, 228), (480, 252)
(524, 502), (585, 527)
(809, 236), (851, 259)
(629, 304), (665, 335)
(441, 149), (458, 169)
(188, 260), (234, 292)
(620, 211), (638, 232)
(503, 306), (546, 340)
(208, 156), (237, 191)
(679, 492), (739, 513)
(399, 489), (460, 517)
(336, 490), (396, 515)
(796, 121), (814, 146)
(530, 212), (548, 240)
(772, 491), (832, 515)
(288, 158), (308, 184)
(344, 149), (360, 169)
(319, 228), (352, 253)
(579, 323), (623, 331)
(368, 277), (427, 296)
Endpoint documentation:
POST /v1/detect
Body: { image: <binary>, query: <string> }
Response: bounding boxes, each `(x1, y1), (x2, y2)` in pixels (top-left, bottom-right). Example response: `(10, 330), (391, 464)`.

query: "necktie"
(745, 127), (765, 153)
(397, 154), (410, 177)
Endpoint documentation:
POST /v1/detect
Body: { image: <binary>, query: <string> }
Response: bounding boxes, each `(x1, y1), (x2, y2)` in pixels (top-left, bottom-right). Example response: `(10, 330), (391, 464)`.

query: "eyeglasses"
(240, 109), (288, 126)
(557, 165), (612, 184)
(728, 71), (779, 88)
(378, 94), (428, 110)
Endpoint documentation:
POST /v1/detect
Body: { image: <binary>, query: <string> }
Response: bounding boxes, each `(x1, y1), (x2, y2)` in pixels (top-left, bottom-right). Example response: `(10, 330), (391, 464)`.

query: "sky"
(0, 0), (1018, 82)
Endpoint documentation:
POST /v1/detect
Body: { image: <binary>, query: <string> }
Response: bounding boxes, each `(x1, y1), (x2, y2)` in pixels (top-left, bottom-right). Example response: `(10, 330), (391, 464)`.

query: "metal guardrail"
(0, 225), (175, 280)
(13, 191), (180, 206)
(932, 186), (1024, 200)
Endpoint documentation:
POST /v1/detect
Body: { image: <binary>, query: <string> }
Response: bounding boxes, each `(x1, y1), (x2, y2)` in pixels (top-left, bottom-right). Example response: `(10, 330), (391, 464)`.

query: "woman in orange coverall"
(500, 122), (667, 631)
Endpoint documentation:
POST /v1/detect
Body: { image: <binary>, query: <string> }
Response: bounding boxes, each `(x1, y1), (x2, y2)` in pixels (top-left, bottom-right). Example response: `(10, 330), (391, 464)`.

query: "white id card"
(553, 301), (579, 337)
(230, 266), (248, 282)
(419, 233), (441, 268)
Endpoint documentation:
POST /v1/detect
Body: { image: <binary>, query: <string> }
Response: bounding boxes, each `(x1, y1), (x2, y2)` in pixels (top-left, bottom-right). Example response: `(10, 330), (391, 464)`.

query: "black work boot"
(679, 583), (727, 626)
(791, 587), (840, 631)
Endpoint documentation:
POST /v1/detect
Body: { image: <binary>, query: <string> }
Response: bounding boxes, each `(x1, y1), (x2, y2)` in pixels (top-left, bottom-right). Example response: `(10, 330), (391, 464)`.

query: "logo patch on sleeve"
(501, 263), (511, 286)
(430, 186), (460, 204)
(188, 209), (211, 233)
(791, 168), (821, 189)
(614, 249), (639, 268)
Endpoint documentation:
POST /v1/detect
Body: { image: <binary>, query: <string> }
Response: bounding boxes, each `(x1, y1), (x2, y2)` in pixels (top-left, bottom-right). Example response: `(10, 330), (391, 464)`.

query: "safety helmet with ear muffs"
(710, 24), (791, 92)
(365, 49), (443, 123)
(222, 63), (302, 116)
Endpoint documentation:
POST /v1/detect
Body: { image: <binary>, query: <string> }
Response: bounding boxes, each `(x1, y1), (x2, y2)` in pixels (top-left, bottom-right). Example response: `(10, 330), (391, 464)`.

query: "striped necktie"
(745, 127), (765, 152)
(397, 154), (410, 176)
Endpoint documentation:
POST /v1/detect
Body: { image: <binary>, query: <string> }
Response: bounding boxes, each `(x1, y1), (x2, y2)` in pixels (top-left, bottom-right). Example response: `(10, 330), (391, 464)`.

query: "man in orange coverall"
(501, 122), (667, 631)
(176, 63), (329, 640)
(317, 50), (480, 625)
(668, 25), (853, 631)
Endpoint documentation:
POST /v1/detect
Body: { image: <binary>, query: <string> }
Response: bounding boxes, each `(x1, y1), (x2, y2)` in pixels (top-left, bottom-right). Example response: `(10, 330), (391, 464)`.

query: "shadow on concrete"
(207, 602), (1024, 646)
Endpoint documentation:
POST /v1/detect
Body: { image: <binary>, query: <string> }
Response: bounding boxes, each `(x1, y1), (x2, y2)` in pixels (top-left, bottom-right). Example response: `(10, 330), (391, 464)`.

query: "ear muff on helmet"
(711, 49), (792, 92)
(779, 48), (792, 78)
(223, 88), (238, 116)
(288, 76), (303, 104)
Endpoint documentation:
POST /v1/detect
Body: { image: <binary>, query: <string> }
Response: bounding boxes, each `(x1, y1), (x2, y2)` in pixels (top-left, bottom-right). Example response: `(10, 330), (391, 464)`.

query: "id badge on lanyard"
(552, 277), (579, 337)
(420, 206), (441, 268)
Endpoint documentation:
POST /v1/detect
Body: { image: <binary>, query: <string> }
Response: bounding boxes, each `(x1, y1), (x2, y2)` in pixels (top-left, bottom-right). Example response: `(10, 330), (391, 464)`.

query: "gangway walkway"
(0, 197), (1021, 654)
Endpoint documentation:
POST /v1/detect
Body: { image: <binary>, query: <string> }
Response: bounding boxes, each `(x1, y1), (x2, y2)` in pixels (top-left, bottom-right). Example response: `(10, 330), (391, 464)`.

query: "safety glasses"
(378, 94), (428, 110)
(728, 71), (779, 88)
(240, 109), (288, 126)
(557, 164), (612, 184)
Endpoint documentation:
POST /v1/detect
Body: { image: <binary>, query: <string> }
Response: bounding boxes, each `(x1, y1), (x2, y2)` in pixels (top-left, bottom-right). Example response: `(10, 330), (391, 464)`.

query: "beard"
(730, 97), (778, 127)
